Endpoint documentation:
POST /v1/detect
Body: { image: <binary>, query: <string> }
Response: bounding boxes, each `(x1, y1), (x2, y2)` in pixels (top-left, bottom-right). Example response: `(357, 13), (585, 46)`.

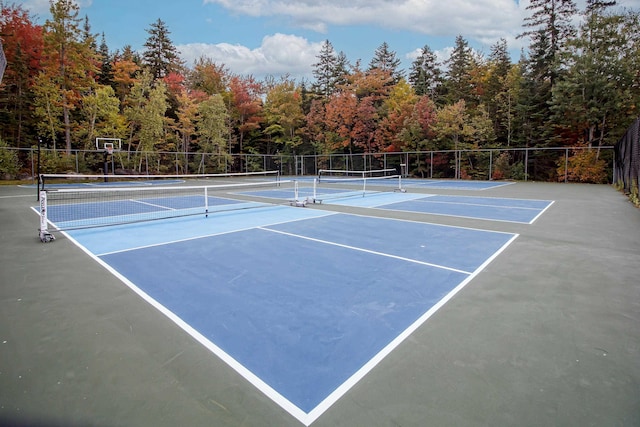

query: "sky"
(20, 0), (640, 81)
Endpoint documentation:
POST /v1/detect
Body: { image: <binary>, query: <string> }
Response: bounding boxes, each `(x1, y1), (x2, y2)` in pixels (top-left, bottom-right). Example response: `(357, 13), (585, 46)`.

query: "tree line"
(0, 0), (639, 181)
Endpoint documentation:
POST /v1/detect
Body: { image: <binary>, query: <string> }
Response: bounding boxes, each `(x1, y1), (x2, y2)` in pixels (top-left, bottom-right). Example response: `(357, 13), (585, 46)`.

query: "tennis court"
(35, 180), (518, 424)
(239, 179), (553, 224)
(2, 176), (639, 427)
(343, 194), (554, 224)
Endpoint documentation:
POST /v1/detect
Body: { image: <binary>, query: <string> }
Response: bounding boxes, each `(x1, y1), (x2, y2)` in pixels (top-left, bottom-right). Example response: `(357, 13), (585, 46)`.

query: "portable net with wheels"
(301, 174), (405, 205)
(317, 168), (398, 181)
(37, 176), (290, 242)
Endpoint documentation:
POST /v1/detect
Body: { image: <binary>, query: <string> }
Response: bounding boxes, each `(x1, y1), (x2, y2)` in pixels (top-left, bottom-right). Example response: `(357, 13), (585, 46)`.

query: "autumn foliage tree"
(0, 0), (638, 183)
(0, 4), (43, 146)
(39, 0), (98, 153)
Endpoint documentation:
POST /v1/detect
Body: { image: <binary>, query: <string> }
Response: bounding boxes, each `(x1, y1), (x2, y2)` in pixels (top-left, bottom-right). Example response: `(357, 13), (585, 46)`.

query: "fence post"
(524, 148), (529, 181)
(564, 148), (569, 183)
(490, 150), (495, 180)
(430, 151), (434, 179)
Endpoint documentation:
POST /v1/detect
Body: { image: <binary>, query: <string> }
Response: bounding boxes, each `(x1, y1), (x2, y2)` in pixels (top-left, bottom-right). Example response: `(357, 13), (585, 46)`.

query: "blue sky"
(22, 0), (640, 81)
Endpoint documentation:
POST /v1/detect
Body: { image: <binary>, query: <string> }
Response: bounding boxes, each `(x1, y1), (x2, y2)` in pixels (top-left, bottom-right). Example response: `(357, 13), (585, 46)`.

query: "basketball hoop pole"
(102, 146), (114, 181)
(103, 150), (107, 182)
(96, 138), (120, 180)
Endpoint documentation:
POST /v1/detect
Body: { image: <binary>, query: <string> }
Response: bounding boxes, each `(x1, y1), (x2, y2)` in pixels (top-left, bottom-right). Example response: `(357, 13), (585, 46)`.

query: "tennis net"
(301, 174), (405, 204)
(38, 170), (280, 191)
(317, 168), (398, 181)
(38, 179), (290, 242)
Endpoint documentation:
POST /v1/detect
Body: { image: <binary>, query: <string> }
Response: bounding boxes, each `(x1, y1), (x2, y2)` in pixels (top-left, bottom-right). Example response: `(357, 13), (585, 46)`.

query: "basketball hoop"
(106, 146), (114, 155)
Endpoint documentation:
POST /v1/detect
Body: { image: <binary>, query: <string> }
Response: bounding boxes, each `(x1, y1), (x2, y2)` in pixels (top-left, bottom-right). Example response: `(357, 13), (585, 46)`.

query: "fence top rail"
(12, 145), (615, 156)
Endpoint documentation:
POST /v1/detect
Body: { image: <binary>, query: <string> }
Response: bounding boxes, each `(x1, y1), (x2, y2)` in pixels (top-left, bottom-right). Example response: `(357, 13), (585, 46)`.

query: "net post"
(38, 191), (55, 242)
(36, 139), (42, 201)
(313, 178), (317, 201)
(204, 187), (209, 218)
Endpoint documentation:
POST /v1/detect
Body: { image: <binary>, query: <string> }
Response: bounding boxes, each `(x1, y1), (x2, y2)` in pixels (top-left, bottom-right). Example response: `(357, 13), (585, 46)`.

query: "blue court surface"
(403, 179), (514, 190)
(240, 186), (554, 224)
(60, 204), (518, 426)
(367, 194), (554, 224)
(309, 177), (514, 191)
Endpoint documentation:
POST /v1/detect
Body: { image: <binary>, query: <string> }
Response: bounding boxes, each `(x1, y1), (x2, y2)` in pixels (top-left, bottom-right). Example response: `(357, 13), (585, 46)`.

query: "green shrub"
(492, 152), (526, 180)
(0, 140), (22, 179)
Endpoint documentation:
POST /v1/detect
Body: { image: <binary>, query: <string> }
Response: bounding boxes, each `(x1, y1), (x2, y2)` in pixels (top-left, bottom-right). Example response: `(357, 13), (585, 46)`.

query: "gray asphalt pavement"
(1, 181), (638, 426)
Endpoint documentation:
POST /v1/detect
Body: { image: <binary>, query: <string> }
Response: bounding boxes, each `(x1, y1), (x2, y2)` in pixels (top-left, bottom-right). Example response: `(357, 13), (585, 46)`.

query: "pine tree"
(97, 33), (114, 87)
(142, 19), (183, 80)
(368, 42), (403, 84)
(519, 0), (578, 87)
(517, 0), (578, 152)
(485, 39), (512, 145)
(550, 0), (628, 147)
(312, 40), (338, 98)
(443, 35), (474, 105)
(518, 30), (554, 148)
(408, 45), (441, 100)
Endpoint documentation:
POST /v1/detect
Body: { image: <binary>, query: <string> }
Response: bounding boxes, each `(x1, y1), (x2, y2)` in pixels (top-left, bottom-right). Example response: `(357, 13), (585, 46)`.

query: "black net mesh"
(613, 117), (640, 193)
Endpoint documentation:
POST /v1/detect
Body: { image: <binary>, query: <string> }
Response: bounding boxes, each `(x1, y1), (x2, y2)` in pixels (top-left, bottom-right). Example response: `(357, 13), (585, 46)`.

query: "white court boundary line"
(259, 226), (472, 275)
(57, 229), (310, 424)
(364, 196), (555, 225)
(39, 207), (519, 426)
(303, 232), (519, 424)
(408, 180), (516, 191)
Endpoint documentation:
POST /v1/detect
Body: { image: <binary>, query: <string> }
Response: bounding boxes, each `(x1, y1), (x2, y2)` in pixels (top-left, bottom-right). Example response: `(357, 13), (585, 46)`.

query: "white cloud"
(17, 0), (52, 14)
(206, 0), (527, 43)
(20, 0), (93, 15)
(178, 33), (323, 80)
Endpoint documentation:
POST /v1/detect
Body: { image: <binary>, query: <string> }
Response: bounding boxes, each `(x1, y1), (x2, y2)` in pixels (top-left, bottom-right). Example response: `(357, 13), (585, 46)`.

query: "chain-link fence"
(613, 117), (640, 194)
(1, 145), (614, 184)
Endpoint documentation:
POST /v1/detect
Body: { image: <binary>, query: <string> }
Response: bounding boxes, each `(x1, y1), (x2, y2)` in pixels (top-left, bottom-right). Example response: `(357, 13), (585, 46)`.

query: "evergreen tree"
(517, 0), (578, 151)
(142, 19), (183, 80)
(443, 35), (474, 105)
(408, 45), (442, 100)
(485, 39), (512, 144)
(550, 0), (629, 146)
(518, 30), (554, 148)
(334, 51), (350, 88)
(97, 33), (114, 87)
(312, 40), (338, 98)
(519, 0), (578, 87)
(368, 42), (403, 84)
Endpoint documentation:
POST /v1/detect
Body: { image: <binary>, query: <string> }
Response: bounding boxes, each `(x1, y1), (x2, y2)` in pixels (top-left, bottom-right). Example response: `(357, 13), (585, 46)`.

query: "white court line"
(51, 206), (519, 426)
(302, 232), (519, 425)
(409, 180), (516, 190)
(258, 226), (472, 275)
(527, 200), (555, 224)
(96, 209), (337, 256)
(367, 204), (536, 224)
(130, 199), (176, 210)
(57, 228), (311, 425)
(410, 198), (544, 211)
